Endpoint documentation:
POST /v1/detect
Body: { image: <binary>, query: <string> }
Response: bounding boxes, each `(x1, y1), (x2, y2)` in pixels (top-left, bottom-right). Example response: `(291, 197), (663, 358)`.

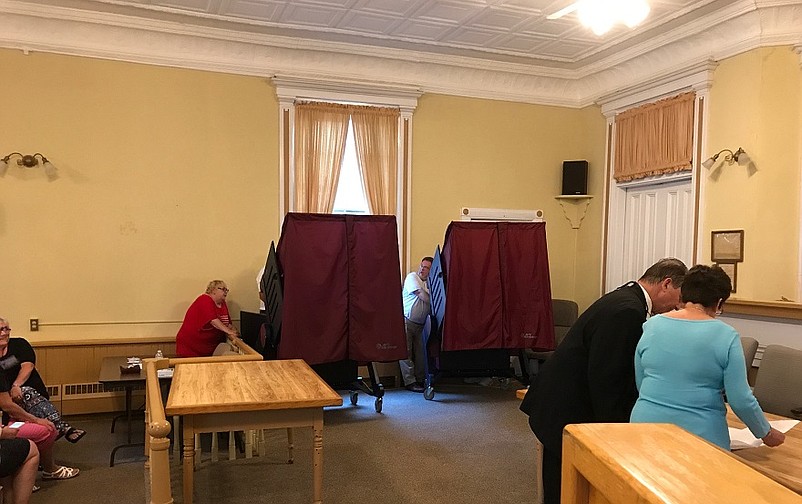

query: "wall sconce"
(0, 152), (58, 180)
(702, 147), (751, 169)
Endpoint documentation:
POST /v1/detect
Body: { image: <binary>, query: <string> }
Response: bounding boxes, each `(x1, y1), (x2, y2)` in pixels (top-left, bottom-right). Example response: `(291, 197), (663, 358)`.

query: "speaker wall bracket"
(555, 195), (593, 229)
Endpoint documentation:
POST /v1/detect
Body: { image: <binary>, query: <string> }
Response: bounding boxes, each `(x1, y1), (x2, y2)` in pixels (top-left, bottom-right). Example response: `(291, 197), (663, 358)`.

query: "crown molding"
(1, 1), (801, 108)
(272, 75), (423, 110)
(598, 60), (717, 116)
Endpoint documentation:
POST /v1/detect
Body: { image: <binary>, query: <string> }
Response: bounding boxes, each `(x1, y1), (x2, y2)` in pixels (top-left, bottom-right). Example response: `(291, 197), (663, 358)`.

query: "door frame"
(599, 63), (715, 292)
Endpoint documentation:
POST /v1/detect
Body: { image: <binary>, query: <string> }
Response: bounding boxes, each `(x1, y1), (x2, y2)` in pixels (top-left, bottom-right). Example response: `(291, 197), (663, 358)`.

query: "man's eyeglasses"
(217, 287), (229, 293)
(0, 327), (11, 333)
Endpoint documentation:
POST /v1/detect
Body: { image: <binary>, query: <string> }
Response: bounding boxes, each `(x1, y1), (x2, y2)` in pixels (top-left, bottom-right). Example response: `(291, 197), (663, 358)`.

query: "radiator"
(59, 382), (137, 415)
(62, 382), (124, 398)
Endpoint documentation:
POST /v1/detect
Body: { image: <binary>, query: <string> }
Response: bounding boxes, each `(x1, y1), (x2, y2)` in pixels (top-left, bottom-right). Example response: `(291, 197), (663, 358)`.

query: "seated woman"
(0, 319), (85, 443)
(630, 265), (785, 450)
(0, 429), (39, 504)
(176, 280), (239, 357)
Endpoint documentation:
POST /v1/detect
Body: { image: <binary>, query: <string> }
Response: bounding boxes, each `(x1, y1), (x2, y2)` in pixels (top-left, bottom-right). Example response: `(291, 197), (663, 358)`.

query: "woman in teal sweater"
(630, 265), (785, 450)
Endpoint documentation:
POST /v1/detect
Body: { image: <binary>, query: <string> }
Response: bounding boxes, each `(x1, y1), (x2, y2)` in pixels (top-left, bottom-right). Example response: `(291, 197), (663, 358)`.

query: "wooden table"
(165, 359), (343, 504)
(728, 408), (802, 494)
(563, 423), (802, 504)
(98, 356), (171, 467)
(515, 387), (802, 498)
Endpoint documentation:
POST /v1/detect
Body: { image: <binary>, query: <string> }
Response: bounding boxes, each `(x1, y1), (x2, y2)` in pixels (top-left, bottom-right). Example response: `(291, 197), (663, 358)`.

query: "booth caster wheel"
(350, 391), (358, 405)
(423, 387), (435, 401)
(374, 396), (383, 413)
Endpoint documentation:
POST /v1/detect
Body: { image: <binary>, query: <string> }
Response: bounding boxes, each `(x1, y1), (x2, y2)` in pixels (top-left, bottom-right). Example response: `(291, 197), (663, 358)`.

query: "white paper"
(157, 368), (174, 378)
(729, 419), (799, 450)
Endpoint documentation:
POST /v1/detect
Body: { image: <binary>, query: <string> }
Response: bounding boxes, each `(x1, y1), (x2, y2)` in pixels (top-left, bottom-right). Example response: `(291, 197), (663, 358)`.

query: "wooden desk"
(165, 359), (342, 504)
(563, 423), (802, 504)
(728, 408), (802, 494)
(98, 356), (170, 466)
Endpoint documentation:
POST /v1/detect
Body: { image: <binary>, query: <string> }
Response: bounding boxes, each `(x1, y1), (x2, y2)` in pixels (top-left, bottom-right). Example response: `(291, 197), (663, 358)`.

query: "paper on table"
(729, 419), (799, 450)
(157, 368), (174, 379)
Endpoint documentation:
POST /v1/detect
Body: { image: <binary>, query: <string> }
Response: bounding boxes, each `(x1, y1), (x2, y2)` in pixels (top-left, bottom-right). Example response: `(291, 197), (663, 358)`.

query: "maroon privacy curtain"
(277, 214), (349, 364)
(441, 221), (554, 352)
(442, 223), (503, 350)
(499, 223), (554, 349)
(276, 213), (407, 365)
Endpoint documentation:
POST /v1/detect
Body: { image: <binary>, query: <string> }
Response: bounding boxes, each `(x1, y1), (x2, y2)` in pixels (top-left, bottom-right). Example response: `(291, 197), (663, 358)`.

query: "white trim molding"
(602, 64), (713, 292)
(1, 1), (801, 107)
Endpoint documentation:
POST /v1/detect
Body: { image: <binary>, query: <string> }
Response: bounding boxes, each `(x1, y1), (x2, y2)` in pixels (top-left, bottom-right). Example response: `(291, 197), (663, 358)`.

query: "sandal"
(65, 428), (87, 444)
(42, 466), (80, 480)
(33, 484), (41, 493)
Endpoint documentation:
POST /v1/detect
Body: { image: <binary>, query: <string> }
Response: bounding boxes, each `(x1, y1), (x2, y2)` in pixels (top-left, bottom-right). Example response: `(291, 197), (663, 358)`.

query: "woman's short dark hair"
(680, 265), (732, 307)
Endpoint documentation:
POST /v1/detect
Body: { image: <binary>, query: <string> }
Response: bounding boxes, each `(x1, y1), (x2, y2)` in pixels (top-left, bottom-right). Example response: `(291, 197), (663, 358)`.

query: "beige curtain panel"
(350, 105), (400, 215)
(293, 102), (350, 213)
(614, 92), (695, 182)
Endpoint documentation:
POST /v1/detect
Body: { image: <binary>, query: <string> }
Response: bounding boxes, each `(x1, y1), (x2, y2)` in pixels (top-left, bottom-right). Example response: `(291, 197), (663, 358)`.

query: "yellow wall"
(704, 47), (802, 301)
(1, 49), (608, 342)
(411, 95), (606, 309)
(1, 49), (280, 339)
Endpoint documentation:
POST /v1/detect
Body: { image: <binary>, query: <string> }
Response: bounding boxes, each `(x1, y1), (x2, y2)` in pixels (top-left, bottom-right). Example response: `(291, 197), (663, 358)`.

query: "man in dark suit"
(520, 258), (688, 504)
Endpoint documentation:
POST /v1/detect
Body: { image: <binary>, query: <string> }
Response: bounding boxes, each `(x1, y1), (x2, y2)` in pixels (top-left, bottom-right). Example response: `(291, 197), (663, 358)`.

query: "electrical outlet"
(30, 319), (39, 332)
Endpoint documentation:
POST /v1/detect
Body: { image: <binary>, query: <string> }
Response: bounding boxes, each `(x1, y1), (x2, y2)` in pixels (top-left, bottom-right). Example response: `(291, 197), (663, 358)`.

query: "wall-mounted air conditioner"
(460, 207), (544, 222)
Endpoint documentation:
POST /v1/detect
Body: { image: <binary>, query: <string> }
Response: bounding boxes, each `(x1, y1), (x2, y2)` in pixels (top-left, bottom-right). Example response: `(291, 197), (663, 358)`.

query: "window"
(332, 119), (369, 214)
(274, 77), (420, 267)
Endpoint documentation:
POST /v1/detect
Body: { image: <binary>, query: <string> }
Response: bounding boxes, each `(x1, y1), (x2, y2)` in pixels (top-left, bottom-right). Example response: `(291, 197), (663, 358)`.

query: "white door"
(606, 176), (694, 290)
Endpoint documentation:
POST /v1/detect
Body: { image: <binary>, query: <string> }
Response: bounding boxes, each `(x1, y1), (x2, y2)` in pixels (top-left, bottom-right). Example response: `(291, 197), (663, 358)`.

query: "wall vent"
(460, 207), (544, 222)
(46, 385), (60, 399)
(63, 382), (129, 398)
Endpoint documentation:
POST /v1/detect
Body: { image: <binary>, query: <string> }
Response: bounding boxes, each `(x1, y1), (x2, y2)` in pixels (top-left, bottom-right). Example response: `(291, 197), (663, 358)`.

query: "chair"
(741, 337), (758, 367)
(524, 299), (579, 378)
(752, 345), (802, 418)
(740, 336), (759, 384)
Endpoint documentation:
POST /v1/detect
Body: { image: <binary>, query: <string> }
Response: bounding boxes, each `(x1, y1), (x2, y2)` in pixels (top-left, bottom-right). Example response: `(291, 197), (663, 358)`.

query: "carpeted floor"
(33, 379), (538, 504)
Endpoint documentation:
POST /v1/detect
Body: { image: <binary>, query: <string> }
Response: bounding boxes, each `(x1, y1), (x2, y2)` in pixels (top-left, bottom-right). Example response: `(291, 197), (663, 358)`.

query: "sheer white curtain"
(351, 105), (400, 215)
(293, 102), (350, 212)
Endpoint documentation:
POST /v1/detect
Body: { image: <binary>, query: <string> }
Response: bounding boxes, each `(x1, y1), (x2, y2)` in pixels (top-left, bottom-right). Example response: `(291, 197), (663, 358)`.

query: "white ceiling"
(1, 0), (801, 106)
(3, 0), (727, 68)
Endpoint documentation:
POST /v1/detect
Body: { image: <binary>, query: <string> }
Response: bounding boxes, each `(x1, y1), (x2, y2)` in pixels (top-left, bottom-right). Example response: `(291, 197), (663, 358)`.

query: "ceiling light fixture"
(548, 0), (651, 36)
(701, 148), (751, 169)
(0, 152), (59, 180)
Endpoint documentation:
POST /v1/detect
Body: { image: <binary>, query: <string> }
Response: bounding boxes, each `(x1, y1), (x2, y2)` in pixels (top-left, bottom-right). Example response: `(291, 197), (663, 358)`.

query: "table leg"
(312, 417), (323, 504)
(109, 385), (145, 467)
(183, 416), (195, 504)
(287, 428), (294, 464)
(125, 387), (133, 444)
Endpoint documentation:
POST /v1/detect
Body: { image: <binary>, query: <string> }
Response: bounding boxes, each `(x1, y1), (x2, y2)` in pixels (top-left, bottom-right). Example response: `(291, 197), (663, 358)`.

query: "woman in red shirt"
(176, 280), (239, 357)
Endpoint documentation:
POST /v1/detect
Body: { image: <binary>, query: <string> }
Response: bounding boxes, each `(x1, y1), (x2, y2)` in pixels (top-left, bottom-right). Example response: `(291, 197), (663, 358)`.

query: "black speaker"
(562, 160), (588, 195)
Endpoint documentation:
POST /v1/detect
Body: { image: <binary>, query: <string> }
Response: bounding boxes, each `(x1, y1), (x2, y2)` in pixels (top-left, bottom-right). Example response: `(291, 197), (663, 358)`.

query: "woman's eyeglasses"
(0, 327), (11, 333)
(216, 287), (229, 293)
